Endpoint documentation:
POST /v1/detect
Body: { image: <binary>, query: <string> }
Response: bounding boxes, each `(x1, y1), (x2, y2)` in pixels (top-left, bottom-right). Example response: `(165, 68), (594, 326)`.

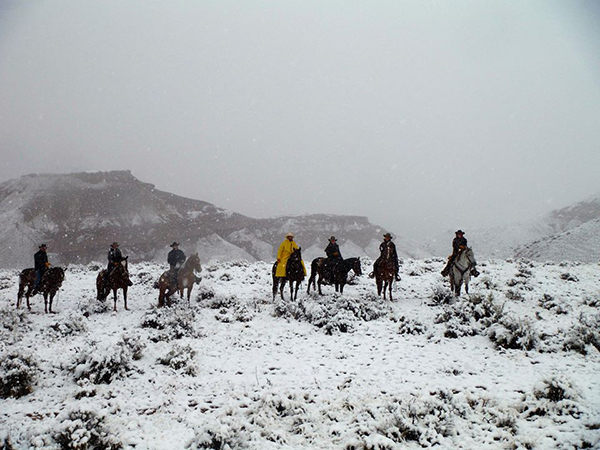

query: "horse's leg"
(43, 293), (48, 314)
(318, 275), (324, 295)
(376, 279), (382, 297)
(272, 277), (278, 301)
(307, 273), (314, 294)
(279, 279), (286, 300)
(124, 286), (129, 311)
(113, 288), (118, 312)
(48, 292), (55, 314)
(389, 280), (393, 302)
(294, 281), (300, 301)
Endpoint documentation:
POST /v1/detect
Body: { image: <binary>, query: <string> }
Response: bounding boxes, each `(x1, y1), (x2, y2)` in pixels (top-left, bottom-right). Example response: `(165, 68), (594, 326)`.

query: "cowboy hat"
(170, 242), (180, 247)
(111, 242), (119, 247)
(285, 233), (294, 238)
(455, 230), (465, 234)
(329, 236), (337, 241)
(383, 233), (392, 239)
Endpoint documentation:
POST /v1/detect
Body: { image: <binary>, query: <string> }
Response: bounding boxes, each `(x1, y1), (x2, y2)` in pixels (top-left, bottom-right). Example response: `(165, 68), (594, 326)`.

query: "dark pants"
(34, 269), (45, 289)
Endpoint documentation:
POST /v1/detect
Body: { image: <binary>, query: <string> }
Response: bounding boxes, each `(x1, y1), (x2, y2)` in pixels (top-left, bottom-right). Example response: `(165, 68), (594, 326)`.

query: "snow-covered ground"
(1, 257), (599, 449)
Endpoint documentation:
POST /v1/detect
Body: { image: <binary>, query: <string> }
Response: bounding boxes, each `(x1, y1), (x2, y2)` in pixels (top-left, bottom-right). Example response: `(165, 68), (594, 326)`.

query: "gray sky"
(1, 0), (599, 238)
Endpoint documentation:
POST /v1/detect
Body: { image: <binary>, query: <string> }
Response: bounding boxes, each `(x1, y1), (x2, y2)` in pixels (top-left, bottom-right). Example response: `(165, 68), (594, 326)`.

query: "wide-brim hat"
(383, 233), (392, 239)
(111, 242), (119, 247)
(286, 233), (294, 238)
(39, 244), (47, 248)
(455, 230), (465, 234)
(329, 236), (337, 241)
(170, 242), (180, 247)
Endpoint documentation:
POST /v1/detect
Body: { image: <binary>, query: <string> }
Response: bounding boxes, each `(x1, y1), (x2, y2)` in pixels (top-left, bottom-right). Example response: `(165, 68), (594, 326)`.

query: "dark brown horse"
(272, 248), (305, 301)
(96, 257), (132, 311)
(375, 246), (397, 301)
(17, 267), (65, 313)
(157, 253), (202, 307)
(307, 257), (362, 295)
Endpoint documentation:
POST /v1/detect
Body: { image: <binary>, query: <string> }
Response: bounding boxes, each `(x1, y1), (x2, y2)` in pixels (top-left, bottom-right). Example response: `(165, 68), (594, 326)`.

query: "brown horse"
(157, 253), (202, 307)
(374, 246), (397, 301)
(17, 267), (65, 313)
(272, 248), (305, 301)
(96, 257), (132, 311)
(307, 257), (362, 295)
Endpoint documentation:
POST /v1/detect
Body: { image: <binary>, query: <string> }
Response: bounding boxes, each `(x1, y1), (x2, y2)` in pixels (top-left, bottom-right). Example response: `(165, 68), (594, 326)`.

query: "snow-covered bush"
(504, 289), (525, 302)
(397, 316), (427, 335)
(54, 409), (122, 450)
(200, 292), (237, 309)
(560, 272), (579, 282)
(479, 276), (498, 290)
(435, 294), (503, 338)
(488, 315), (537, 350)
(563, 313), (600, 355)
(140, 304), (197, 341)
(186, 418), (249, 450)
(519, 376), (582, 422)
(157, 344), (197, 376)
(215, 300), (256, 323)
(0, 349), (38, 399)
(539, 294), (570, 315)
(120, 332), (145, 360)
(49, 312), (88, 337)
(79, 298), (110, 316)
(0, 305), (31, 345)
(429, 284), (454, 306)
(71, 340), (135, 384)
(274, 294), (390, 334)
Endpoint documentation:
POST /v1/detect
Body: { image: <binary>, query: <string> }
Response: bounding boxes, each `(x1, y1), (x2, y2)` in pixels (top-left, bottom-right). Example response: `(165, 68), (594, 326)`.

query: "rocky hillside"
(0, 171), (426, 268)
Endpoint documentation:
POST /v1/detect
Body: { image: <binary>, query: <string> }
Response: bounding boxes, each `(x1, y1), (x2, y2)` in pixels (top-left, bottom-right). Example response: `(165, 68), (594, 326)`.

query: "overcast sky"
(1, 0), (599, 238)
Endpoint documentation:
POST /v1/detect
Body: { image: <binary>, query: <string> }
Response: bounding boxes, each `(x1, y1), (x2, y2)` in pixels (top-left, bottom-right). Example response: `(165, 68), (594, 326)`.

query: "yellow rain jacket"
(275, 239), (307, 278)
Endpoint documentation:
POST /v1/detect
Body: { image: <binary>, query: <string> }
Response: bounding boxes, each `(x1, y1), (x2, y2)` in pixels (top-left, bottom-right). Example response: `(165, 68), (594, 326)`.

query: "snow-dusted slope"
(515, 218), (600, 263)
(0, 171), (420, 268)
(1, 258), (598, 449)
(425, 193), (600, 261)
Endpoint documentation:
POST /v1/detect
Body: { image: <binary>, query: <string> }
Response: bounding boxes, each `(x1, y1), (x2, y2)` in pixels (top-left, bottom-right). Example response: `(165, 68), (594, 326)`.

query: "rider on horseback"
(369, 233), (401, 281)
(275, 233), (306, 278)
(168, 242), (186, 287)
(105, 242), (133, 288)
(323, 236), (343, 281)
(441, 230), (479, 277)
(31, 243), (50, 295)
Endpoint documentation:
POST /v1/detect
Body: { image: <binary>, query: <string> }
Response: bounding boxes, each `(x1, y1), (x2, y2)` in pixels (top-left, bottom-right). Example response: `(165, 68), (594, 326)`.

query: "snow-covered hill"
(0, 171), (421, 269)
(1, 258), (598, 449)
(425, 193), (600, 262)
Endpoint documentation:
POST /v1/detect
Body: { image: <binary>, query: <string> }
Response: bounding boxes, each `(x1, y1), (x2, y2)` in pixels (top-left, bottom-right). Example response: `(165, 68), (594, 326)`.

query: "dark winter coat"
(168, 249), (186, 269)
(325, 242), (342, 260)
(379, 240), (399, 265)
(451, 236), (468, 256)
(34, 250), (49, 272)
(108, 247), (124, 266)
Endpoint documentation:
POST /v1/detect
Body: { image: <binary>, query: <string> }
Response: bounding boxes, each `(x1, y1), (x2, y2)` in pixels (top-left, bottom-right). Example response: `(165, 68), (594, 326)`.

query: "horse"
(157, 253), (202, 307)
(272, 248), (305, 301)
(374, 246), (397, 301)
(17, 267), (65, 313)
(307, 257), (362, 295)
(96, 257), (132, 311)
(448, 247), (477, 296)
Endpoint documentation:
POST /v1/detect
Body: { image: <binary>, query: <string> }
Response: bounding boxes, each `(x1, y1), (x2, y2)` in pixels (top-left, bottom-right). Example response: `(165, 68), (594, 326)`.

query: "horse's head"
(291, 247), (302, 260)
(188, 253), (202, 272)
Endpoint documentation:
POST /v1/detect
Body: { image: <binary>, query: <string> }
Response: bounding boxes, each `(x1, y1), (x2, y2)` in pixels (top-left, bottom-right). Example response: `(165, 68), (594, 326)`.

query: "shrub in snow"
(201, 292), (237, 309)
(215, 301), (255, 323)
(519, 376), (582, 421)
(435, 294), (503, 338)
(79, 298), (110, 316)
(583, 295), (600, 307)
(397, 316), (427, 335)
(429, 284), (454, 306)
(140, 304), (197, 341)
(54, 409), (122, 450)
(71, 339), (135, 384)
(563, 313), (600, 355)
(560, 272), (579, 282)
(157, 344), (197, 376)
(49, 312), (88, 337)
(197, 285), (215, 301)
(120, 333), (145, 361)
(488, 315), (537, 350)
(0, 350), (38, 399)
(0, 305), (31, 344)
(539, 294), (570, 315)
(479, 276), (498, 290)
(274, 294), (390, 335)
(186, 419), (249, 450)
(504, 289), (525, 302)
(135, 270), (156, 287)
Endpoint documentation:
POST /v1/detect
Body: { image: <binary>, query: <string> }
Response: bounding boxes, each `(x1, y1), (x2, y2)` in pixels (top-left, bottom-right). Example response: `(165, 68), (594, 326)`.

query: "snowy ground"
(1, 257), (599, 449)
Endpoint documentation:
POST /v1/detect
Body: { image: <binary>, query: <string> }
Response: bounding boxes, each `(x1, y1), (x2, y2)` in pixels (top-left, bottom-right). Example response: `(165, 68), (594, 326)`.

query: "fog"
(1, 1), (599, 238)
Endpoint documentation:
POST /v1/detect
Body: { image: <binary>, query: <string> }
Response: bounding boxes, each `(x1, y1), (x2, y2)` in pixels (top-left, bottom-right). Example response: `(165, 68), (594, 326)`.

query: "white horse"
(449, 247), (477, 296)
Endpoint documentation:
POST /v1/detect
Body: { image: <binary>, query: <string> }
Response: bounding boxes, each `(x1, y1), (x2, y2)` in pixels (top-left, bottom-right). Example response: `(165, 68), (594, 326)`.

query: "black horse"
(96, 257), (133, 311)
(17, 267), (65, 313)
(272, 248), (305, 301)
(307, 257), (362, 295)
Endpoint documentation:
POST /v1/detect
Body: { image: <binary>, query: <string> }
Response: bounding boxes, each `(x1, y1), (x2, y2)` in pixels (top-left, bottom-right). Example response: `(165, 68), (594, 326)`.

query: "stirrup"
(368, 272), (374, 279)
